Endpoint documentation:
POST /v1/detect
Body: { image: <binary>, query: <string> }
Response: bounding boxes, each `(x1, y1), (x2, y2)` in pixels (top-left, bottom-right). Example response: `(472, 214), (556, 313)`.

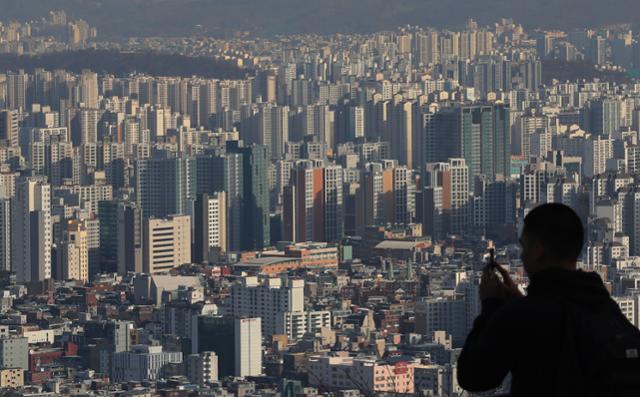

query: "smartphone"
(485, 248), (503, 280)
(486, 247), (504, 281)
(487, 248), (497, 268)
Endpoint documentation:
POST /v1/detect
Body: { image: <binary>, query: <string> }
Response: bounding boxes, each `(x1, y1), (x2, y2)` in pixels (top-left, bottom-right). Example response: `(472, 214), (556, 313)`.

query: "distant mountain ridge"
(0, 50), (247, 79)
(3, 0), (639, 37)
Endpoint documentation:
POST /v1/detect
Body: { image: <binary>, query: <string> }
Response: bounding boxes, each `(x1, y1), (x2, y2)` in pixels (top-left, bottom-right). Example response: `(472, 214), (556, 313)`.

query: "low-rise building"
(0, 368), (24, 388)
(111, 345), (182, 382)
(307, 353), (416, 394)
(21, 329), (55, 344)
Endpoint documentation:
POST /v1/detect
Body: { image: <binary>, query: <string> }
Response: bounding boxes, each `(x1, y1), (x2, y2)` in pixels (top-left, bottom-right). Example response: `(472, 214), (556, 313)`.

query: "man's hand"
(480, 269), (506, 300)
(480, 265), (524, 301)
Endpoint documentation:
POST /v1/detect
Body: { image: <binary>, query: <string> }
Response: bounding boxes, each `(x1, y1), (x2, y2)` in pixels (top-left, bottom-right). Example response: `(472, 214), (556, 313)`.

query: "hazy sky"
(3, 0), (640, 37)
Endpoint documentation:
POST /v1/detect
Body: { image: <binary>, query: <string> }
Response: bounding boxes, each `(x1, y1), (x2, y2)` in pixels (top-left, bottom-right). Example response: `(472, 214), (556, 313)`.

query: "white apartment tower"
(143, 215), (191, 274)
(230, 276), (331, 340)
(235, 317), (262, 377)
(124, 117), (141, 155)
(79, 70), (99, 109)
(194, 192), (227, 263)
(205, 192), (226, 253)
(231, 276), (303, 335)
(75, 109), (100, 145)
(393, 166), (415, 225)
(349, 106), (365, 140)
(57, 220), (89, 283)
(449, 158), (470, 235)
(583, 136), (614, 178)
(12, 177), (51, 282)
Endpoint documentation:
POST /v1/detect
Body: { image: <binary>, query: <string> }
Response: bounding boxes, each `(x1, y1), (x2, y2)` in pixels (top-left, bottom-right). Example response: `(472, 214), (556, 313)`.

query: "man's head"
(520, 203), (584, 276)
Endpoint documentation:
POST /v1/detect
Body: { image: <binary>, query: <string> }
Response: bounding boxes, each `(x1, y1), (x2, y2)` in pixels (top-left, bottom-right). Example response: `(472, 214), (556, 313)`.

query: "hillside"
(0, 50), (248, 79)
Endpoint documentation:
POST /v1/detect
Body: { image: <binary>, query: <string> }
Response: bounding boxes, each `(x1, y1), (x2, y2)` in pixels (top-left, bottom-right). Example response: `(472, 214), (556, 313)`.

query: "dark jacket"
(457, 268), (616, 397)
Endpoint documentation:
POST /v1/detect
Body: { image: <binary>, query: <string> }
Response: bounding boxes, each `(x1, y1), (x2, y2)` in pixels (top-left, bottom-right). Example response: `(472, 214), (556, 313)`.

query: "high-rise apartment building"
(283, 162), (324, 242)
(283, 161), (344, 243)
(109, 320), (133, 353)
(226, 142), (271, 250)
(0, 199), (10, 272)
(323, 165), (344, 242)
(229, 276), (331, 341)
(415, 31), (439, 65)
(583, 136), (616, 178)
(12, 177), (52, 282)
(72, 109), (100, 146)
(143, 215), (191, 274)
(357, 162), (387, 231)
(421, 183), (445, 240)
(389, 96), (416, 169)
(589, 36), (607, 65)
(98, 201), (143, 275)
(57, 219), (89, 282)
(473, 178), (518, 237)
(193, 192), (227, 263)
(97, 200), (118, 273)
(136, 157), (188, 219)
(79, 70), (99, 109)
(192, 316), (233, 376)
(7, 70), (27, 111)
(584, 98), (621, 137)
(256, 104), (289, 160)
(123, 117), (141, 154)
(235, 317), (262, 377)
(198, 80), (217, 128)
(434, 103), (511, 183)
(348, 106), (365, 140)
(148, 106), (168, 140)
(303, 105), (335, 149)
(230, 276), (303, 336)
(415, 296), (467, 347)
(423, 159), (470, 236)
(0, 110), (19, 147)
(515, 108), (549, 158)
(392, 166), (416, 225)
(191, 153), (244, 251)
(186, 352), (218, 386)
(193, 315), (262, 378)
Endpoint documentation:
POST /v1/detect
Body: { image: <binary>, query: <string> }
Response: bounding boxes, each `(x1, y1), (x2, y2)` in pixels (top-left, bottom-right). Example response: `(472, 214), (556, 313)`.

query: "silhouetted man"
(457, 203), (640, 397)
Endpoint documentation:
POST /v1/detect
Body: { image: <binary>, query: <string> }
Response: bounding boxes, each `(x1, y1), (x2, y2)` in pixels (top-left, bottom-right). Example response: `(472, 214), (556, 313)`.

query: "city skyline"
(0, 5), (638, 397)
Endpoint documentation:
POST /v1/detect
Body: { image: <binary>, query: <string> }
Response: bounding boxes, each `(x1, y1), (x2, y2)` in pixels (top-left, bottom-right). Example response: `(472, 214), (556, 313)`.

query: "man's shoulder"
(484, 296), (566, 338)
(495, 294), (562, 318)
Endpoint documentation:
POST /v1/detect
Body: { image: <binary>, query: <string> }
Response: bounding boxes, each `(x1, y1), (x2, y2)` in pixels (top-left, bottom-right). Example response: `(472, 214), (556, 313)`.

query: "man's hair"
(523, 203), (584, 261)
